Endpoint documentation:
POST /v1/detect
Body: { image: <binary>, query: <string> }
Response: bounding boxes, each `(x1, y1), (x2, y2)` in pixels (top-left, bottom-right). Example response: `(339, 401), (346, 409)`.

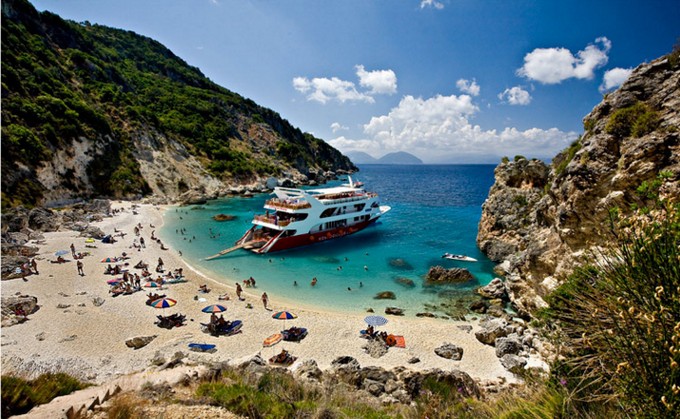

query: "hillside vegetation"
(1, 0), (355, 208)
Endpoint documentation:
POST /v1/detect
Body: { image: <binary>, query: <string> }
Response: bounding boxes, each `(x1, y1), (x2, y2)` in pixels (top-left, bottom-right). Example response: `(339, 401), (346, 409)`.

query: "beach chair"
(281, 327), (308, 342)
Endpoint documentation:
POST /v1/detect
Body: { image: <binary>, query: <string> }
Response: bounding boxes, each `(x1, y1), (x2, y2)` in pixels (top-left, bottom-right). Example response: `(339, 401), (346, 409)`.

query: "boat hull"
(256, 218), (378, 253)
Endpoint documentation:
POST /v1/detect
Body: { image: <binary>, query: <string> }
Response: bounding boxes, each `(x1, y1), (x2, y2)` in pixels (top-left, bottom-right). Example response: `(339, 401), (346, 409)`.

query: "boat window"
(354, 203), (366, 211)
(320, 208), (336, 218)
(292, 213), (308, 221)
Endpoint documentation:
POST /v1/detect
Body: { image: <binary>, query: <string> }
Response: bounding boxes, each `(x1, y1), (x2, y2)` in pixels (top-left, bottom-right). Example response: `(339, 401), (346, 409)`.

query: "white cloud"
(329, 93), (577, 163)
(420, 0), (444, 9)
(293, 65), (397, 104)
(356, 65), (397, 95)
(292, 76), (374, 104)
(498, 86), (532, 105)
(517, 37), (611, 84)
(330, 122), (349, 133)
(599, 67), (633, 92)
(456, 78), (480, 96)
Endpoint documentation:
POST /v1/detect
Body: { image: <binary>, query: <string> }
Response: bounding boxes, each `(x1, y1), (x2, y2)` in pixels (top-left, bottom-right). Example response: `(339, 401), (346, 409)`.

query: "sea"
(158, 164), (498, 317)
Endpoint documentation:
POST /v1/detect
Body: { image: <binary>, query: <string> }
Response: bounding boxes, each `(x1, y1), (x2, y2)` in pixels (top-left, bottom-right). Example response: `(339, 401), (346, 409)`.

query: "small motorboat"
(442, 253), (478, 262)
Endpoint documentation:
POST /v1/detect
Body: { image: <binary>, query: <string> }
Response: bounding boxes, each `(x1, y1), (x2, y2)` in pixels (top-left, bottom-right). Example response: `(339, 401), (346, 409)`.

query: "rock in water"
(212, 214), (236, 221)
(374, 291), (396, 300)
(425, 266), (474, 285)
(434, 343), (464, 360)
(394, 277), (416, 288)
(125, 335), (157, 349)
(388, 258), (414, 270)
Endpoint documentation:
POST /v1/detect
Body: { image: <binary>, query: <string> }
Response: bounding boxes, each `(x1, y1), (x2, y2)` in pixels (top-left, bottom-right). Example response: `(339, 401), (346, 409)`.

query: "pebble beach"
(1, 202), (520, 386)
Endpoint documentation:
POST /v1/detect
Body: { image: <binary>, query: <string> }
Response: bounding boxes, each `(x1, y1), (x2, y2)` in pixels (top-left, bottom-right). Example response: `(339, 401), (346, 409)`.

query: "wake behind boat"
(442, 253), (478, 262)
(207, 177), (390, 258)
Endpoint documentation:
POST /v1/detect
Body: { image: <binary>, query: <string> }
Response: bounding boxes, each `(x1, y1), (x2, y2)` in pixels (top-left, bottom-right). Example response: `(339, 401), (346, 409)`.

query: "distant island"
(346, 151), (423, 165)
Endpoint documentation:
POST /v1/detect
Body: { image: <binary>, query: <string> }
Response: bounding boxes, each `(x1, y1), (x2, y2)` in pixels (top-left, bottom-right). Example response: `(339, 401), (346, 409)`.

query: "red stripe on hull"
(258, 218), (378, 253)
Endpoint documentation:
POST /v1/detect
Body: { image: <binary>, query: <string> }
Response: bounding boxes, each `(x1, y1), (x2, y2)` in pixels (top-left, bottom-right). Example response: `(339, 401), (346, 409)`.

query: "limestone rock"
(495, 336), (522, 357)
(1, 295), (38, 327)
(476, 54), (680, 317)
(394, 277), (415, 288)
(294, 359), (322, 381)
(477, 278), (508, 300)
(384, 307), (404, 316)
(475, 317), (509, 345)
(331, 356), (361, 385)
(125, 335), (157, 349)
(374, 291), (396, 300)
(434, 343), (464, 360)
(425, 266), (474, 285)
(500, 354), (527, 373)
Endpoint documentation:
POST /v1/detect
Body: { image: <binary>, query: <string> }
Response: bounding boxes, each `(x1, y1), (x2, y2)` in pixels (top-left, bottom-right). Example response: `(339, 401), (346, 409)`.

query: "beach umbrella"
(272, 310), (297, 330)
(364, 315), (388, 327)
(55, 250), (69, 257)
(101, 257), (114, 263)
(149, 297), (176, 309)
(202, 304), (227, 314)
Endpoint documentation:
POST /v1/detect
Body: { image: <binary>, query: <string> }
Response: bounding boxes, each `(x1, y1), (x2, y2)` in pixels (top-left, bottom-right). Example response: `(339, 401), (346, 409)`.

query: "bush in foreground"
(1, 373), (89, 417)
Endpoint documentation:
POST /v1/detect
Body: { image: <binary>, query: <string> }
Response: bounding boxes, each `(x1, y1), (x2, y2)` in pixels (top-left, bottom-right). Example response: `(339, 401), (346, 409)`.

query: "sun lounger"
(188, 343), (216, 353)
(200, 320), (243, 337)
(281, 327), (307, 342)
(155, 313), (186, 329)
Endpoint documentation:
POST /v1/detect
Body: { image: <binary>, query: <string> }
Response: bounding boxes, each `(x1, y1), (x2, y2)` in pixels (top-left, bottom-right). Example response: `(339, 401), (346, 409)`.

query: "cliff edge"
(477, 52), (680, 315)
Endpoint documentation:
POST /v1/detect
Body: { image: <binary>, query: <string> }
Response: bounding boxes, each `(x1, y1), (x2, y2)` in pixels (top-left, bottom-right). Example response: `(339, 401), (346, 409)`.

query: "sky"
(31, 0), (679, 164)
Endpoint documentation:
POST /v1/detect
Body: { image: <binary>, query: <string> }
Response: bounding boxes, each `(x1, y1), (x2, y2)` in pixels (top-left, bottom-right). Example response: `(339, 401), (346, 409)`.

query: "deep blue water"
(158, 164), (497, 316)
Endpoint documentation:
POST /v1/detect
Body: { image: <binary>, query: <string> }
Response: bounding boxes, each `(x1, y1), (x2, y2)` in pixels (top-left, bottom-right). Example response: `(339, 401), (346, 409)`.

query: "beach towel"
(393, 335), (406, 348)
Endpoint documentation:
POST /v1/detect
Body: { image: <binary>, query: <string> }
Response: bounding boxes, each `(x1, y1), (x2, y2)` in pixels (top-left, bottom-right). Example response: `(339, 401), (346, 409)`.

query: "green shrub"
(543, 186), (680, 417)
(501, 156), (510, 164)
(514, 155), (526, 162)
(554, 138), (582, 176)
(1, 373), (88, 417)
(606, 102), (659, 139)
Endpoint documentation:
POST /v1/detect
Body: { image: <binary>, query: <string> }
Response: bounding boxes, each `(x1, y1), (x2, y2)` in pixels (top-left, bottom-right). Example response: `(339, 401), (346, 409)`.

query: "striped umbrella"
(364, 315), (388, 327)
(272, 310), (297, 329)
(149, 297), (176, 309)
(202, 304), (227, 314)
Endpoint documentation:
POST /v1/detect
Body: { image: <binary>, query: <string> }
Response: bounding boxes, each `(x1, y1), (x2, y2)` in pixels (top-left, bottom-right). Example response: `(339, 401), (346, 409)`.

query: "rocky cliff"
(1, 0), (355, 208)
(478, 52), (680, 315)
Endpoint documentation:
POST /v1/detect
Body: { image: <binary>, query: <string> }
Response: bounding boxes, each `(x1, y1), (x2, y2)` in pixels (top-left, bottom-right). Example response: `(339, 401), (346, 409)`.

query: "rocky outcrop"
(434, 343), (464, 360)
(425, 266), (474, 285)
(125, 335), (157, 350)
(478, 53), (680, 315)
(1, 295), (38, 327)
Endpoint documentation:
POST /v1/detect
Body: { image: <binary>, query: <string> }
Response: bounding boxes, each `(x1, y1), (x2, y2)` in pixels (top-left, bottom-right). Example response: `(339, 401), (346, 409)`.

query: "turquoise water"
(158, 164), (498, 316)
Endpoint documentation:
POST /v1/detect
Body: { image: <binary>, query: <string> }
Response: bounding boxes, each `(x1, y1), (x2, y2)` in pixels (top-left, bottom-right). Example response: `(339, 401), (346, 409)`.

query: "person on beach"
(70, 243), (76, 258)
(77, 260), (84, 276)
(261, 292), (269, 310)
(30, 259), (38, 275)
(140, 237), (145, 248)
(311, 277), (317, 286)
(236, 283), (243, 300)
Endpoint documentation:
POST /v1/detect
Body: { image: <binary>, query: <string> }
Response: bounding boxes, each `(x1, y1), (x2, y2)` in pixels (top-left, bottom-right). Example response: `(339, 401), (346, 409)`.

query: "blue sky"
(32, 0), (679, 163)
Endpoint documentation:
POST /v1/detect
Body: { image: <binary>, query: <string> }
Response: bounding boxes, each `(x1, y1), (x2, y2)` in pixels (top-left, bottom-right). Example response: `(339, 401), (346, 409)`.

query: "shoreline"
(1, 202), (526, 387)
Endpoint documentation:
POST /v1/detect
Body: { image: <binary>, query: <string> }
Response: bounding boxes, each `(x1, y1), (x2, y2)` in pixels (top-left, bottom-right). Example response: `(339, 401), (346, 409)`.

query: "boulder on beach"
(125, 335), (157, 349)
(425, 266), (474, 285)
(434, 343), (464, 360)
(385, 307), (404, 316)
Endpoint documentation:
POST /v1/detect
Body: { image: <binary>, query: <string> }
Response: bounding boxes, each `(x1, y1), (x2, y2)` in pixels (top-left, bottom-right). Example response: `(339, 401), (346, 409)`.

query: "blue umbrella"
(364, 315), (388, 327)
(55, 250), (69, 257)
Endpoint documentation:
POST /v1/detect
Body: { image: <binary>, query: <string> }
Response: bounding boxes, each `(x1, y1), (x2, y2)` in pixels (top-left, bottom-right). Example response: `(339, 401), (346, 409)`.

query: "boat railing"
(253, 215), (291, 227)
(319, 193), (377, 205)
(265, 198), (311, 210)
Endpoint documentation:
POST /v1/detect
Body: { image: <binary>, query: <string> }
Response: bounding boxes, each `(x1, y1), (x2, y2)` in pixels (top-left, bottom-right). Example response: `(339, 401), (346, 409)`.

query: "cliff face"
(478, 53), (680, 314)
(1, 0), (355, 208)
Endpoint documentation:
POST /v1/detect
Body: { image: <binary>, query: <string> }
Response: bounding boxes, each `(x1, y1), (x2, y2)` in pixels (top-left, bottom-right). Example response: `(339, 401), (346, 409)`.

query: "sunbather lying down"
(269, 349), (297, 365)
(198, 284), (211, 293)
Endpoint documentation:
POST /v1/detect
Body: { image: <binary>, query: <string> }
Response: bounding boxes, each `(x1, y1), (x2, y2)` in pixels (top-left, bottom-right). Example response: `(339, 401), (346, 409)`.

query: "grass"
(1, 373), (89, 417)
